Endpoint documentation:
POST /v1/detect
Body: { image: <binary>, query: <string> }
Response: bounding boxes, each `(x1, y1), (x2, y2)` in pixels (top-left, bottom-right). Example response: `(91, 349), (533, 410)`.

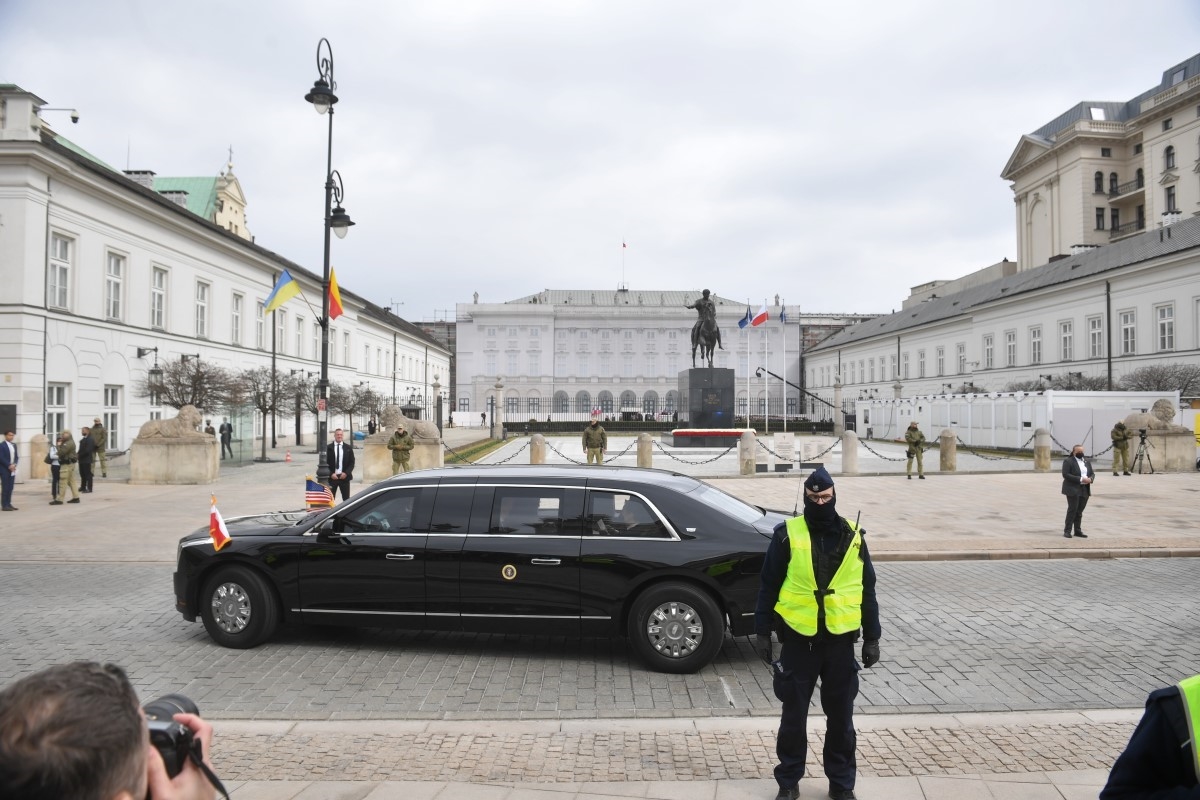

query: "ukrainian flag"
(264, 270), (301, 313)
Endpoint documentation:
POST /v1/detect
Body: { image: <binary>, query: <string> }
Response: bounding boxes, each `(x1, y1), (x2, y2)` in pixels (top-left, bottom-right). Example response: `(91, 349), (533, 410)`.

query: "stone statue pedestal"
(678, 368), (735, 428)
(361, 433), (445, 483)
(130, 438), (218, 484)
(1139, 431), (1194, 472)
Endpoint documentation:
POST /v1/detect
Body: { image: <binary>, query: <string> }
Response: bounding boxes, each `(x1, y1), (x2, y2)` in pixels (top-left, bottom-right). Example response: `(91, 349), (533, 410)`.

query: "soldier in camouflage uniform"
(90, 418), (107, 478)
(387, 422), (415, 475)
(582, 418), (607, 465)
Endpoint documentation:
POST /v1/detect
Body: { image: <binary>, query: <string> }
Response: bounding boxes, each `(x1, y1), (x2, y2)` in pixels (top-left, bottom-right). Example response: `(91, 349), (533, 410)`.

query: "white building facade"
(0, 85), (448, 476)
(1002, 53), (1200, 270)
(455, 289), (870, 422)
(803, 217), (1200, 415)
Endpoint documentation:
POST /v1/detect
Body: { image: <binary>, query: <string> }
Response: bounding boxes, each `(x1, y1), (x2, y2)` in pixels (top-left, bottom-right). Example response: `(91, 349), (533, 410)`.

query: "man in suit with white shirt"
(1, 430), (17, 511)
(1061, 443), (1095, 538)
(325, 428), (355, 503)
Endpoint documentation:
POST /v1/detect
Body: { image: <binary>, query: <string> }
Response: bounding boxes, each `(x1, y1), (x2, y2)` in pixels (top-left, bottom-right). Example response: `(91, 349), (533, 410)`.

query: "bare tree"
(1119, 364), (1200, 396)
(234, 367), (290, 461)
(1005, 372), (1109, 392)
(135, 357), (235, 411)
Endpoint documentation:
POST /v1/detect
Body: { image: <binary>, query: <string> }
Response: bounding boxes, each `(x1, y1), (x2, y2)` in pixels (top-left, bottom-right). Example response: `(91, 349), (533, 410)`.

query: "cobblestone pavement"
(2, 558), (1195, 719)
(208, 713), (1135, 783)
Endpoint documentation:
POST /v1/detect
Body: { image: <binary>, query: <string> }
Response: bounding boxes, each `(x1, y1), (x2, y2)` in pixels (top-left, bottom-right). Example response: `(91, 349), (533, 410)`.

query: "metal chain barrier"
(544, 438), (637, 464)
(442, 442), (474, 464)
(1047, 432), (1114, 458)
(652, 440), (738, 465)
(857, 439), (908, 462)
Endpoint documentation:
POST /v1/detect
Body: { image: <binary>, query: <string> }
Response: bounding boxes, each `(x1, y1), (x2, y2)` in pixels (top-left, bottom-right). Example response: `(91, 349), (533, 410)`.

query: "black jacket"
(77, 436), (96, 464)
(325, 440), (355, 480)
(1061, 455), (1095, 497)
(1100, 684), (1199, 799)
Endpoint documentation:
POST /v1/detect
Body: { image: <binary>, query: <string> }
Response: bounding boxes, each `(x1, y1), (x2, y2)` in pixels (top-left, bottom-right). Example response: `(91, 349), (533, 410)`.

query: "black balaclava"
(802, 465), (838, 529)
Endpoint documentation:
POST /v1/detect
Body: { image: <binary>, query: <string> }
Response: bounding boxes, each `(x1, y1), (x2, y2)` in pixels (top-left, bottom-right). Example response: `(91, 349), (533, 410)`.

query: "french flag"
(750, 304), (769, 327)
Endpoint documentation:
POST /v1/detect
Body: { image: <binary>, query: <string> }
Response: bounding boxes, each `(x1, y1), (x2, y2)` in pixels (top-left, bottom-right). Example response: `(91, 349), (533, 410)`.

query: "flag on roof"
(737, 303), (752, 329)
(328, 268), (345, 321)
(263, 270), (301, 314)
(779, 304), (787, 324)
(209, 495), (231, 551)
(751, 304), (769, 327)
(306, 477), (334, 509)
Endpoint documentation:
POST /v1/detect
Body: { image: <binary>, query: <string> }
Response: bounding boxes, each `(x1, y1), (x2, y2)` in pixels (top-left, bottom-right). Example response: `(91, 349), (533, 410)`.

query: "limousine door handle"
(385, 553), (415, 560)
(530, 558), (561, 566)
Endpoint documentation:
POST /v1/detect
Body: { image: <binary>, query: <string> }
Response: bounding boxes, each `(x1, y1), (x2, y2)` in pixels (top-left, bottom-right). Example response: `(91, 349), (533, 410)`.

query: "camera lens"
(142, 693), (199, 722)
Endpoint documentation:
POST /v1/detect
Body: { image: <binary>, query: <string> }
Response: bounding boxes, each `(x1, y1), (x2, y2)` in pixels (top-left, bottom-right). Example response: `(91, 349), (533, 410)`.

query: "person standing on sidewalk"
(1, 429), (18, 511)
(1110, 421), (1133, 476)
(1061, 444), (1094, 538)
(52, 429), (80, 505)
(583, 416), (607, 465)
(755, 466), (881, 800)
(77, 426), (95, 493)
(47, 434), (61, 503)
(90, 418), (107, 478)
(904, 421), (926, 480)
(218, 418), (234, 460)
(1100, 673), (1200, 798)
(387, 422), (414, 475)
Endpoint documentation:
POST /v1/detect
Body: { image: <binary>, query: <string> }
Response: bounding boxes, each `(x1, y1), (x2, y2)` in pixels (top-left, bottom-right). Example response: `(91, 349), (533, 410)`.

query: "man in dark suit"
(1061, 443), (1095, 538)
(325, 427), (355, 502)
(1, 429), (17, 511)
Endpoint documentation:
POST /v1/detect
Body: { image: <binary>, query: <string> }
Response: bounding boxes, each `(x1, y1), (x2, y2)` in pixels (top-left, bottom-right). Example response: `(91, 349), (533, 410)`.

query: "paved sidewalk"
(3, 430), (1190, 799)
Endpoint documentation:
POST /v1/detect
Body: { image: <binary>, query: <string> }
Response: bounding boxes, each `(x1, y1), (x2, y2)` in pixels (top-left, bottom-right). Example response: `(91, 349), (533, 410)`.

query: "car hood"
(181, 509), (325, 543)
(753, 510), (789, 538)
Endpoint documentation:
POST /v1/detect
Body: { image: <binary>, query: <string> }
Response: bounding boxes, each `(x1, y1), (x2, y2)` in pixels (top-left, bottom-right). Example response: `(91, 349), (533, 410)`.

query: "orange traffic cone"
(285, 449), (292, 463)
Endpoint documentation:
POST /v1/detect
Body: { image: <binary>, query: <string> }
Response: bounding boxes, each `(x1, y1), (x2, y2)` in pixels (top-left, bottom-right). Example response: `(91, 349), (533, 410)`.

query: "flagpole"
(782, 299), (787, 433)
(745, 299), (751, 430)
(763, 306), (769, 434)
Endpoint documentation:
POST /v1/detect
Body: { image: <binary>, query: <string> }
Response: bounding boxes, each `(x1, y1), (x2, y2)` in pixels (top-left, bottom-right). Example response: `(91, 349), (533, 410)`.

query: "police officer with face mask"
(755, 466), (881, 800)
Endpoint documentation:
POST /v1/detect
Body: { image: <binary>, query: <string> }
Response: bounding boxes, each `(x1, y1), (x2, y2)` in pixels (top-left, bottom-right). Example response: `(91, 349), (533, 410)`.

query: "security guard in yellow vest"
(1101, 673), (1200, 797)
(755, 466), (880, 800)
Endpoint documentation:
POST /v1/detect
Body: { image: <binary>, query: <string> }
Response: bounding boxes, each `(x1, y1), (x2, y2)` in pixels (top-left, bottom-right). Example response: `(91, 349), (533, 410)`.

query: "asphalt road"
(2, 557), (1195, 720)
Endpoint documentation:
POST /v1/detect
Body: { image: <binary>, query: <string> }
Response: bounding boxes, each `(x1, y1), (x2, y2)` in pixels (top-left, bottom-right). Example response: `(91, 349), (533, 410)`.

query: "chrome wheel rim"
(645, 601), (703, 658)
(211, 581), (252, 634)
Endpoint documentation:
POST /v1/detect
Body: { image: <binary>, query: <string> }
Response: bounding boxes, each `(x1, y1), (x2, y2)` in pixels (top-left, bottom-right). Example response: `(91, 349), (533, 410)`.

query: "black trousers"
(1065, 494), (1089, 533)
(221, 438), (233, 459)
(773, 635), (860, 792)
(79, 459), (93, 492)
(329, 477), (351, 502)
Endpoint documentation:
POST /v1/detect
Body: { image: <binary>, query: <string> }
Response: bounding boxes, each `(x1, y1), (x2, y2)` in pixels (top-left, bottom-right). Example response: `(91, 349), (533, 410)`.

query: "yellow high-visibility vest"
(1179, 674), (1200, 781)
(774, 516), (863, 636)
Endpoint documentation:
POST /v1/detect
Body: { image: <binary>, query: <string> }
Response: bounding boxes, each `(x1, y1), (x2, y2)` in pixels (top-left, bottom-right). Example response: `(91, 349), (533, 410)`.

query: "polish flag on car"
(209, 495), (231, 551)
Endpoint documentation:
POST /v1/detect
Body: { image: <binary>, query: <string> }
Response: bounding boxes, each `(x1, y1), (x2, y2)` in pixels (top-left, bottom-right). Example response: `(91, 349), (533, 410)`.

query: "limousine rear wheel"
(628, 582), (723, 673)
(200, 565), (279, 648)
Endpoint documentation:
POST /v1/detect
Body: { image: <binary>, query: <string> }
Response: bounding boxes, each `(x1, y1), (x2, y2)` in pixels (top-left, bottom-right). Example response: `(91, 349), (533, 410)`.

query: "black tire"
(627, 582), (724, 673)
(200, 565), (279, 648)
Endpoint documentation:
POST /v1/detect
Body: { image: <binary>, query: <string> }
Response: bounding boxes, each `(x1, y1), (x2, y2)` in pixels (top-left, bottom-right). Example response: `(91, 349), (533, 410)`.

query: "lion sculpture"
(1122, 398), (1189, 434)
(136, 404), (207, 439)
(378, 403), (440, 441)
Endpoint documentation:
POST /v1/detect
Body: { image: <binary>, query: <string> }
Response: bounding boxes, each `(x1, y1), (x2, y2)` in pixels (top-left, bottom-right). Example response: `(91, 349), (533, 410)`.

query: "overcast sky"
(4, 1), (1200, 323)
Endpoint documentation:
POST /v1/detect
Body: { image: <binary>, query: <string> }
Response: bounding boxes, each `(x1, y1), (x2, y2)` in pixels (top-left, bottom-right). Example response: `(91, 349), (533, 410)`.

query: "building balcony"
(1109, 218), (1146, 241)
(1108, 175), (1145, 204)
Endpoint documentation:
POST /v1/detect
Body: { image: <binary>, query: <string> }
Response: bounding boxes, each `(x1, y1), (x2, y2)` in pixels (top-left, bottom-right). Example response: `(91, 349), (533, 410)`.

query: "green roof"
(47, 134), (118, 172)
(151, 177), (217, 220)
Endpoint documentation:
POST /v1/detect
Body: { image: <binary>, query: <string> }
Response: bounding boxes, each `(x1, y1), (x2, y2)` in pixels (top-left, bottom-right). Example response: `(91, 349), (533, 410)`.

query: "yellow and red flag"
(209, 494), (231, 551)
(328, 268), (345, 321)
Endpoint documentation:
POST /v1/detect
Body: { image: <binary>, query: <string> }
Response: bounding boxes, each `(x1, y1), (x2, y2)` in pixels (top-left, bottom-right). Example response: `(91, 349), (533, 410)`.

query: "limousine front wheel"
(200, 565), (279, 648)
(628, 582), (723, 673)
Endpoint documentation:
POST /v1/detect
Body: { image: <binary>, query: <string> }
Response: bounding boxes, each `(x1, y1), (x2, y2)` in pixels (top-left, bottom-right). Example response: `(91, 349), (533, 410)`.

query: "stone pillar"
(892, 381), (904, 400)
(530, 434), (546, 465)
(738, 430), (757, 476)
(490, 377), (505, 440)
(1033, 427), (1052, 472)
(939, 428), (956, 472)
(636, 433), (652, 468)
(833, 377), (844, 435)
(30, 433), (49, 481)
(840, 430), (858, 475)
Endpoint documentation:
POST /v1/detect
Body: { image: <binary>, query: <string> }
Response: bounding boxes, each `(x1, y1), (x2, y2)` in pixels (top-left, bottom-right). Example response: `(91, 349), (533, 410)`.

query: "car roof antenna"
(793, 476), (804, 516)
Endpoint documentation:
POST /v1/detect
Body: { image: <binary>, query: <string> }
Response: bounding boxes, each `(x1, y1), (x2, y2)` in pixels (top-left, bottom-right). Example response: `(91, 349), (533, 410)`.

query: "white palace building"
(0, 84), (449, 476)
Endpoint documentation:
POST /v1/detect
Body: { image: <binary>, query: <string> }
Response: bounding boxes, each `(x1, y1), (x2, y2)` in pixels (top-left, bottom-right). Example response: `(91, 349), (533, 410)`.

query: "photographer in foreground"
(0, 661), (222, 800)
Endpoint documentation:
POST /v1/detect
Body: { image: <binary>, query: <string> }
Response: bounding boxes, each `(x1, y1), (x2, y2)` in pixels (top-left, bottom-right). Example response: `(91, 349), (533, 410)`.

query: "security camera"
(70, 111), (79, 124)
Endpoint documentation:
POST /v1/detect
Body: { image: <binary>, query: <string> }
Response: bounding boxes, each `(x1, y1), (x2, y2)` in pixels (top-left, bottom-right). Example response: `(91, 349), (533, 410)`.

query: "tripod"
(1132, 432), (1155, 474)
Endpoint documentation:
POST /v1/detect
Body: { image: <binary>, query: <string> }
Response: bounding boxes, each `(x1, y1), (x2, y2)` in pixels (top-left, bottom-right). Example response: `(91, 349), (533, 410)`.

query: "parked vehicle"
(174, 465), (785, 672)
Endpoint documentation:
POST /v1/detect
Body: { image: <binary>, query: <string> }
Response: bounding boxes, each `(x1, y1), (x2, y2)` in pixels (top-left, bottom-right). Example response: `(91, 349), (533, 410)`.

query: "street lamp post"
(305, 37), (355, 486)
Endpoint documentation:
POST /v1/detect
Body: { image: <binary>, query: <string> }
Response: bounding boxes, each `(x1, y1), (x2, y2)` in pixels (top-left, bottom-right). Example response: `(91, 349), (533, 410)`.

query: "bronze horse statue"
(691, 316), (719, 368)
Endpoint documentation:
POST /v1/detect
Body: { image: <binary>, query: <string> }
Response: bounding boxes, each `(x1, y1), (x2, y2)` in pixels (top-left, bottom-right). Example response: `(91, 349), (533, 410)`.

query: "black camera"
(142, 693), (200, 779)
(1138, 428), (1148, 439)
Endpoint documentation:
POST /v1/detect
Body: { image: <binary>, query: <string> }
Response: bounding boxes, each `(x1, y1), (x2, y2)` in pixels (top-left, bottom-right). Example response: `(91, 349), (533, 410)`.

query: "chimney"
(123, 170), (157, 189)
(1162, 209), (1182, 227)
(160, 190), (189, 208)
(0, 86), (48, 142)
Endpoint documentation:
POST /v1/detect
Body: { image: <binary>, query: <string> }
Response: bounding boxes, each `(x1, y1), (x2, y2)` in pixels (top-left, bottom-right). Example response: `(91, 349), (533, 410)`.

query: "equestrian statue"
(686, 289), (724, 368)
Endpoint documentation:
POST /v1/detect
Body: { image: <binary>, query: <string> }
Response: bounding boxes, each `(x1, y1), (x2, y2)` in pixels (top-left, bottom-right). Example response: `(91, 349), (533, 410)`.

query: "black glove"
(862, 639), (880, 668)
(754, 634), (773, 664)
